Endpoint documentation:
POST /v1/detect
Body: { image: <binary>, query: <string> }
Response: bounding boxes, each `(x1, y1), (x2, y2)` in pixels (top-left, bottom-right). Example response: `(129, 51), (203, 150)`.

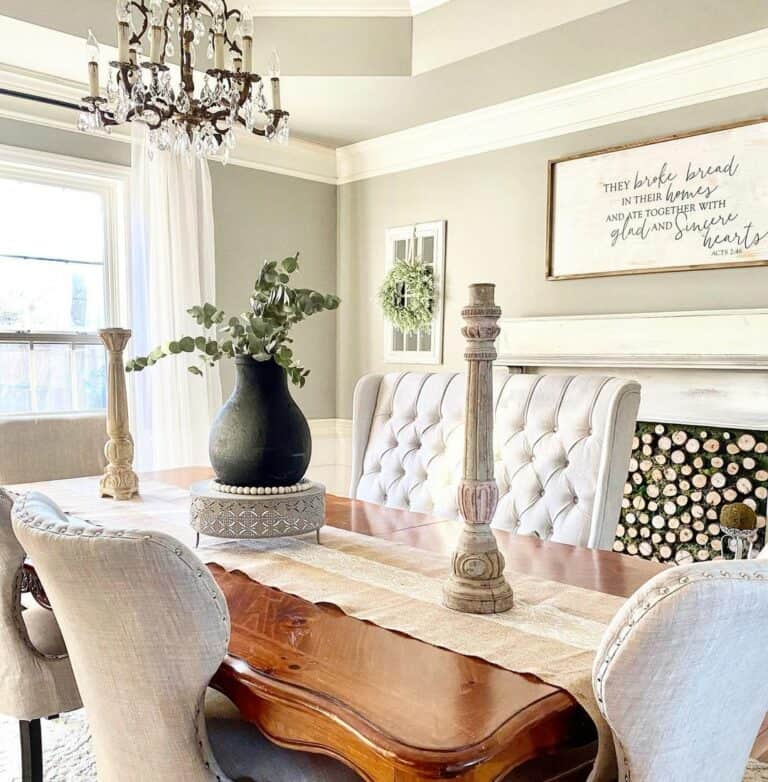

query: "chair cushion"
(205, 691), (361, 782)
(23, 604), (68, 657)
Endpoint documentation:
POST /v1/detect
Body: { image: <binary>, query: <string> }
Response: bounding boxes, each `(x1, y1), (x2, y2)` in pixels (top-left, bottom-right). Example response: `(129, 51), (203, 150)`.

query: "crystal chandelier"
(79, 0), (289, 161)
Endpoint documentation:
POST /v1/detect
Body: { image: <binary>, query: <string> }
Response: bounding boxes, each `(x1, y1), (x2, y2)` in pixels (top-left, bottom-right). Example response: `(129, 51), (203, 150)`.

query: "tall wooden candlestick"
(443, 284), (513, 614)
(99, 328), (139, 500)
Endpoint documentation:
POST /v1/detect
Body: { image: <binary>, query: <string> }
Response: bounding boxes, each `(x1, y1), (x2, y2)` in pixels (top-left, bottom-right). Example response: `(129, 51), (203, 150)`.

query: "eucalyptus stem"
(126, 252), (340, 387)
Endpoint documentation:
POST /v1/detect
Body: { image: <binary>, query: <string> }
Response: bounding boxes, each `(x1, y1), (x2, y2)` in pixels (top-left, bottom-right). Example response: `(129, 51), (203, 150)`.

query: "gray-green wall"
(336, 90), (768, 416)
(0, 118), (338, 418)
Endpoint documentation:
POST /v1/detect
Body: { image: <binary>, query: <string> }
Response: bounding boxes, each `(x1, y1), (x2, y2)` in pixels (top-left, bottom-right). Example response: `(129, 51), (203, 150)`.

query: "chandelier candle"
(149, 23), (162, 63)
(269, 49), (281, 111)
(86, 30), (100, 97)
(78, 0), (290, 158)
(242, 13), (253, 73)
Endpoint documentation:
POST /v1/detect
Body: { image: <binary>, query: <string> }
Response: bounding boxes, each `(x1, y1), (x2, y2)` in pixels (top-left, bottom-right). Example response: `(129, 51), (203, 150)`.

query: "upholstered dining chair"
(0, 489), (82, 782)
(593, 558), (768, 782)
(351, 372), (640, 550)
(11, 492), (361, 782)
(0, 413), (107, 484)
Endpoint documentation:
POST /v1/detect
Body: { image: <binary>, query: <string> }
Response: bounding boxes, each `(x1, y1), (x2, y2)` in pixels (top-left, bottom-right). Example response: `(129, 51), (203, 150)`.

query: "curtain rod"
(0, 88), (80, 112)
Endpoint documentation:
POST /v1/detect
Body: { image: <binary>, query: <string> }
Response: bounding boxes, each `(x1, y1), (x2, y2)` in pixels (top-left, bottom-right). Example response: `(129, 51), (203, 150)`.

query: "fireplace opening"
(616, 423), (767, 563)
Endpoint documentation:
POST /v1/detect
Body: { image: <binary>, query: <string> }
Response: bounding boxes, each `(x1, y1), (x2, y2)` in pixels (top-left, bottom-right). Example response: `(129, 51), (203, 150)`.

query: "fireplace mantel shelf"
(496, 309), (768, 430)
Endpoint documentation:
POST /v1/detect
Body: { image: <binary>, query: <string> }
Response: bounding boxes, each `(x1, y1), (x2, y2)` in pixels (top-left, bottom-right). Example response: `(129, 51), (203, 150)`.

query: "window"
(0, 147), (128, 415)
(384, 220), (446, 365)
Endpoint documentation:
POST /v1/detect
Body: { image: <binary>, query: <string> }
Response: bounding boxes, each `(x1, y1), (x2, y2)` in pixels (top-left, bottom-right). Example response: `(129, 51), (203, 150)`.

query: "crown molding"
(336, 28), (768, 183)
(409, 0), (451, 13)
(0, 65), (338, 184)
(244, 0), (448, 15)
(246, 0), (412, 15)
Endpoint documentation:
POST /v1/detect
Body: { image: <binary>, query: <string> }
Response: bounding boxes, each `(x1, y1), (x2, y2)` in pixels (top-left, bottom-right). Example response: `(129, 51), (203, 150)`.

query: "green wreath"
(378, 259), (434, 334)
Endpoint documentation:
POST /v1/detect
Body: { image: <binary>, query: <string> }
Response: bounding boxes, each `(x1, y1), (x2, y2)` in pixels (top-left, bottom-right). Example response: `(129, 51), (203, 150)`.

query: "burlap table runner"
(201, 528), (626, 781)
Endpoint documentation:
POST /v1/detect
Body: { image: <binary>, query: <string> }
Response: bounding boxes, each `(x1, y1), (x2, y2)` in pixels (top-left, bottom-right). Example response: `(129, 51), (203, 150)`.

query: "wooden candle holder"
(98, 328), (139, 500)
(443, 284), (514, 614)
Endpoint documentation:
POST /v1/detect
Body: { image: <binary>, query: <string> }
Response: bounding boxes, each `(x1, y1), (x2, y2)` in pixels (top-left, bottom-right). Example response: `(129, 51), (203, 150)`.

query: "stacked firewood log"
(615, 424), (768, 563)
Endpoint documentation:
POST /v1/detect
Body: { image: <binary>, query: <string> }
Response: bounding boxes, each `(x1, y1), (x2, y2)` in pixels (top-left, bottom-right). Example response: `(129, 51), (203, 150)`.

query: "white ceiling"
(1, 0), (767, 147)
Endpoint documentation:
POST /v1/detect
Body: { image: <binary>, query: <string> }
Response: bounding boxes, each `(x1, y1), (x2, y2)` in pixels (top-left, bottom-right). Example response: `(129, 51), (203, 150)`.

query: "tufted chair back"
(350, 372), (640, 550)
(593, 558), (768, 782)
(12, 493), (232, 782)
(0, 489), (81, 721)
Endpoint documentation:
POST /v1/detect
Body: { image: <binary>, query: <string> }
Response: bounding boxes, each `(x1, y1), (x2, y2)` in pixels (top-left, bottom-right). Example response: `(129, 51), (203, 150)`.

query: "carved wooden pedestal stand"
(443, 284), (513, 614)
(99, 328), (139, 500)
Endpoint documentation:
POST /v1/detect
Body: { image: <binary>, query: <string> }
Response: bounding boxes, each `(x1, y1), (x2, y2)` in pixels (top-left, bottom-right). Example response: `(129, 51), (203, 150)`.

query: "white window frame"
(384, 220), (446, 365)
(0, 144), (130, 416)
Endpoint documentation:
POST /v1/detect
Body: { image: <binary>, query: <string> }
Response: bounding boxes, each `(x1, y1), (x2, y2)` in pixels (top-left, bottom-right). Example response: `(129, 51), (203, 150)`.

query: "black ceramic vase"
(209, 356), (311, 487)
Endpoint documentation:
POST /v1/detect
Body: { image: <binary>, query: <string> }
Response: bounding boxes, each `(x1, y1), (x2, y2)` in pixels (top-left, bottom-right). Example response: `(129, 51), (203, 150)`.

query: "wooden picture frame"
(546, 117), (768, 280)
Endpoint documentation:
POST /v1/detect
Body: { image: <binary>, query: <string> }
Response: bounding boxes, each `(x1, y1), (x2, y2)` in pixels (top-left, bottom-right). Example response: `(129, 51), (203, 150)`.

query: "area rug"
(0, 711), (96, 782)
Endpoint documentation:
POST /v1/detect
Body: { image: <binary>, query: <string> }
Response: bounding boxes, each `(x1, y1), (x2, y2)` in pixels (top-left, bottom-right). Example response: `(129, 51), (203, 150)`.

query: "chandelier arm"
(196, 0), (215, 15)
(222, 4), (243, 55)
(128, 1), (151, 46)
(236, 76), (256, 108)
(116, 64), (137, 94)
(161, 5), (173, 62)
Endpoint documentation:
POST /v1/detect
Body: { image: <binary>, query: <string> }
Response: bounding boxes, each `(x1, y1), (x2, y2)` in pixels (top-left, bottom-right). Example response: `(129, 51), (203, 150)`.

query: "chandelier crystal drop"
(78, 0), (290, 160)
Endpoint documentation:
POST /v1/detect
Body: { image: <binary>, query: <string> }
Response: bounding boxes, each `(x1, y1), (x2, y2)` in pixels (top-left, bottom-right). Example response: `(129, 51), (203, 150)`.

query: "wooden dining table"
(21, 467), (768, 781)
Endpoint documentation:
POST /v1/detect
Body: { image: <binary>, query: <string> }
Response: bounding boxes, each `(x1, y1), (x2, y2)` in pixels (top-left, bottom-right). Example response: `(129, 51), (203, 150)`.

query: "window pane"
(0, 178), (105, 264)
(33, 344), (72, 412)
(0, 343), (31, 413)
(0, 256), (104, 332)
(420, 236), (434, 264)
(418, 328), (432, 351)
(394, 239), (407, 262)
(406, 331), (418, 351)
(392, 328), (404, 351)
(74, 344), (106, 410)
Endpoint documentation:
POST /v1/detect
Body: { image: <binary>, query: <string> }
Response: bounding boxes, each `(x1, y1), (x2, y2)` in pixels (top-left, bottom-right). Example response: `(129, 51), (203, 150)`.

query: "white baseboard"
(309, 418), (353, 437)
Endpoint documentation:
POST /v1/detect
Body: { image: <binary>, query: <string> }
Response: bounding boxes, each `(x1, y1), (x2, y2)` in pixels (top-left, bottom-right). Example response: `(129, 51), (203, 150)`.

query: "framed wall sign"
(546, 118), (768, 280)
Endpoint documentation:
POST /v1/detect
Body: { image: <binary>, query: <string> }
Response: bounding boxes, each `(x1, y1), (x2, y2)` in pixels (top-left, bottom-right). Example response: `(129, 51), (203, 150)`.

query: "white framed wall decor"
(547, 117), (768, 279)
(383, 220), (446, 365)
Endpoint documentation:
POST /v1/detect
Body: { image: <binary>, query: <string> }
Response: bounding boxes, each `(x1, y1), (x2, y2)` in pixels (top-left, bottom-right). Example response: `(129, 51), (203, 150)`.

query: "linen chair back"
(350, 372), (640, 549)
(593, 558), (768, 782)
(0, 413), (107, 484)
(0, 489), (81, 720)
(12, 493), (231, 782)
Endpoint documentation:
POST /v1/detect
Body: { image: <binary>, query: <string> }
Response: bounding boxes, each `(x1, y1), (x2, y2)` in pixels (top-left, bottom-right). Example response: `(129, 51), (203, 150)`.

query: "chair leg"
(19, 719), (43, 782)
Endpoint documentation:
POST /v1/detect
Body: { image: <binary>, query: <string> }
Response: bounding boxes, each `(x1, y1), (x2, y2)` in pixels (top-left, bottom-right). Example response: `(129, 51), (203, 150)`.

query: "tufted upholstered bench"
(350, 372), (640, 550)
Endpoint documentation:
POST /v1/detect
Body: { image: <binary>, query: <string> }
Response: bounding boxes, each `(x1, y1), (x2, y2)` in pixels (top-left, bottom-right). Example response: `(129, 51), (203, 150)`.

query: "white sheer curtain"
(129, 126), (222, 471)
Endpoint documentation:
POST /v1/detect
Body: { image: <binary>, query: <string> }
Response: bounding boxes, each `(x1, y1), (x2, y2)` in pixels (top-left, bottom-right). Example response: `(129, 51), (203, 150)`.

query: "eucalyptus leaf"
(125, 253), (340, 387)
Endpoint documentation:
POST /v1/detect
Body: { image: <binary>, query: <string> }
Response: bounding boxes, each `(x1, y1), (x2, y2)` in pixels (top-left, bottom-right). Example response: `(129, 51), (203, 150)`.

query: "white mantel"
(496, 309), (768, 430)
